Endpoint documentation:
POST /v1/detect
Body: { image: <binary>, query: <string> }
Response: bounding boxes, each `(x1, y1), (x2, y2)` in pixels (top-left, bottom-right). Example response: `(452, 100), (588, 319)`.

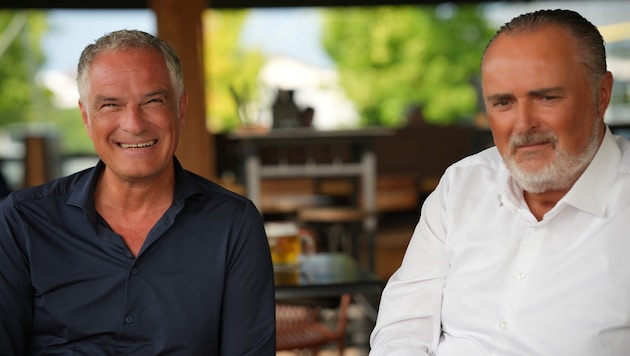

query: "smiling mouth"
(119, 140), (157, 149)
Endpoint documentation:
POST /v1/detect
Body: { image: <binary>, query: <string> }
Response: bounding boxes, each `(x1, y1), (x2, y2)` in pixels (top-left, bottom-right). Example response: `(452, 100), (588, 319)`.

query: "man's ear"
(598, 71), (614, 119)
(78, 100), (93, 139)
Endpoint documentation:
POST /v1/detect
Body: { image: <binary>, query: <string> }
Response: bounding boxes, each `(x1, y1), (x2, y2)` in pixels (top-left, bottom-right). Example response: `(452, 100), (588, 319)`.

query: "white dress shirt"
(370, 128), (630, 356)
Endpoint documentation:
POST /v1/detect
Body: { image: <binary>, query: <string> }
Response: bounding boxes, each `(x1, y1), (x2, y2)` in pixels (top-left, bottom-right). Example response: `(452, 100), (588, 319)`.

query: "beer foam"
(264, 221), (299, 238)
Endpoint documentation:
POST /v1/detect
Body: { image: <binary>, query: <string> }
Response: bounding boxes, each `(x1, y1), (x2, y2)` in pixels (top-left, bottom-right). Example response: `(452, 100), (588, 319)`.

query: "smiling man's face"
(481, 25), (608, 193)
(79, 47), (186, 183)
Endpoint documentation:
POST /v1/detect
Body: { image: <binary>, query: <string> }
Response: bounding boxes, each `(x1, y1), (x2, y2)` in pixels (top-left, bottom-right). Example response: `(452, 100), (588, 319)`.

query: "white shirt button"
(517, 272), (527, 279)
(499, 321), (509, 329)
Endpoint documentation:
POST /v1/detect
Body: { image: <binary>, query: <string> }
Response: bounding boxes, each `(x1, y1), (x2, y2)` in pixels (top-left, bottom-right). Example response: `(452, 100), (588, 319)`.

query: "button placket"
(497, 224), (547, 337)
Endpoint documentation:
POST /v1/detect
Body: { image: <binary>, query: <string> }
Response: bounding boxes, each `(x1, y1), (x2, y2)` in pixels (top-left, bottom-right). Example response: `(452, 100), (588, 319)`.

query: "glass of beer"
(265, 221), (314, 269)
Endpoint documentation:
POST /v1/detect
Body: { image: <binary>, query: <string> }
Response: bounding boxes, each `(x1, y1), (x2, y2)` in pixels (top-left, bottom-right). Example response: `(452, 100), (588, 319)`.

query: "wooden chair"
(276, 293), (352, 355)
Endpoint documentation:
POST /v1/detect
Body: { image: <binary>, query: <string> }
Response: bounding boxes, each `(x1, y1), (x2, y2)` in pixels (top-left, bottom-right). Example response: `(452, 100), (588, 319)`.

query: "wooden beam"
(2, 0), (472, 10)
(149, 0), (216, 180)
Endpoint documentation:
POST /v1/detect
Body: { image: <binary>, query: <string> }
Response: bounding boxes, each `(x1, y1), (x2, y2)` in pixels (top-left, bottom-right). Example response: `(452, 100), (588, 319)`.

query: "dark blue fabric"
(0, 158), (276, 355)
(0, 170), (11, 199)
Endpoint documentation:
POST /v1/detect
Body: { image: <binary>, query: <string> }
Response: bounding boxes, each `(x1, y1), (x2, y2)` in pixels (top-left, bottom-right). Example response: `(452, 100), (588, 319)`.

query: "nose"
(120, 105), (149, 134)
(513, 100), (540, 132)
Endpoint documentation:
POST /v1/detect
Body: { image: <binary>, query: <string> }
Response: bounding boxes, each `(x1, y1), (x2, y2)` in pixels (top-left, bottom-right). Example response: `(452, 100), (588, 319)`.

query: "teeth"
(120, 140), (156, 149)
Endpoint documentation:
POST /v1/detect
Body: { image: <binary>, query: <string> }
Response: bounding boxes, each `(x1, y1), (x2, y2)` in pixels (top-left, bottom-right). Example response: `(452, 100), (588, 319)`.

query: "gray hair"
(482, 9), (607, 89)
(76, 29), (184, 99)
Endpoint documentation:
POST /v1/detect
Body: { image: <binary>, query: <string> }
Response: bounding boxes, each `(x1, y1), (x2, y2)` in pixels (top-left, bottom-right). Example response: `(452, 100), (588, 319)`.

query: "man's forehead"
(482, 28), (578, 75)
(486, 26), (574, 57)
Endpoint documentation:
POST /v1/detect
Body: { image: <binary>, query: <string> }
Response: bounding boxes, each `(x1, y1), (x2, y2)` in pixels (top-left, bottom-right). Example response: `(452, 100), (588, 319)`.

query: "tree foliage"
(0, 11), (95, 155)
(203, 10), (265, 132)
(0, 11), (50, 126)
(321, 5), (495, 127)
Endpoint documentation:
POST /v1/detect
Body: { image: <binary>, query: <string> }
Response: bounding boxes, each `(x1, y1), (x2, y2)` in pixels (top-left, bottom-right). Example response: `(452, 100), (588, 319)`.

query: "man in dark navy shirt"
(0, 30), (276, 355)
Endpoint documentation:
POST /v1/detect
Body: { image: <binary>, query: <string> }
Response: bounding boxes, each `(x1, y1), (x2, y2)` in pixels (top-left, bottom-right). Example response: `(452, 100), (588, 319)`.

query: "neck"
(94, 168), (175, 214)
(523, 188), (569, 221)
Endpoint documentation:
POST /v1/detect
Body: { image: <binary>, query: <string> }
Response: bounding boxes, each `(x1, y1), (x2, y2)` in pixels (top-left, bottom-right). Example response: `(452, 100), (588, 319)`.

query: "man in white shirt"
(370, 9), (630, 356)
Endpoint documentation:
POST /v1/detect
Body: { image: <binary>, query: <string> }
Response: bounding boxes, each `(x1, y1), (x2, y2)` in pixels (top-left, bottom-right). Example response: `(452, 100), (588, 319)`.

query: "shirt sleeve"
(220, 200), (276, 355)
(0, 195), (32, 355)
(369, 181), (451, 356)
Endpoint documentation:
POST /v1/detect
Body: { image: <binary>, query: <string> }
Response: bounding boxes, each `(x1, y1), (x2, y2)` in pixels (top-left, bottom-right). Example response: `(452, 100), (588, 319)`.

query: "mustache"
(508, 130), (557, 153)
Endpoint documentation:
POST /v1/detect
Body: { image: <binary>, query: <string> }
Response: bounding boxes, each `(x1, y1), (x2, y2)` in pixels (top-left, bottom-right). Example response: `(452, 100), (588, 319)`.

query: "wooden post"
(149, 0), (215, 180)
(23, 133), (62, 188)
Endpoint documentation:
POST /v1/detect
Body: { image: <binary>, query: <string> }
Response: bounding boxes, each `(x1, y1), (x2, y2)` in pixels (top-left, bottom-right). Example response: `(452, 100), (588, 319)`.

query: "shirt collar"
(499, 126), (621, 218)
(561, 126), (620, 217)
(67, 156), (203, 218)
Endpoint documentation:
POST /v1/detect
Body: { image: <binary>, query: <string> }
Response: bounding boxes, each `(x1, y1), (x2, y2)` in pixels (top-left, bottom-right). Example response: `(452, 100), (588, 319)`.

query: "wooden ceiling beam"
(2, 0), (478, 10)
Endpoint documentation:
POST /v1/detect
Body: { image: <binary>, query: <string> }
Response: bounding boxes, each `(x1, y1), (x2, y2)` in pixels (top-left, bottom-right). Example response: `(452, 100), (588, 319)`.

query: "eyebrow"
(528, 87), (565, 96)
(93, 96), (119, 105)
(143, 90), (169, 98)
(485, 93), (514, 102)
(93, 90), (169, 103)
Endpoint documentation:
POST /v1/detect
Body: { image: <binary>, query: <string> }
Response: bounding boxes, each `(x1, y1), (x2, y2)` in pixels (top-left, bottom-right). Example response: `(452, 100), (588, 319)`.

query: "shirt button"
(125, 315), (134, 324)
(517, 272), (527, 279)
(499, 321), (508, 330)
(131, 268), (138, 275)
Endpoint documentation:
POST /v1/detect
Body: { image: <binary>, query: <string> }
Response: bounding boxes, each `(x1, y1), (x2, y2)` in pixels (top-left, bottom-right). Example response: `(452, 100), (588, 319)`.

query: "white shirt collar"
(562, 126), (621, 217)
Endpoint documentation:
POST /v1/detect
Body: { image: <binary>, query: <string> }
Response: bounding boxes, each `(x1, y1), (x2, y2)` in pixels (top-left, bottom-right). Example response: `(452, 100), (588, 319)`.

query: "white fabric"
(370, 128), (630, 356)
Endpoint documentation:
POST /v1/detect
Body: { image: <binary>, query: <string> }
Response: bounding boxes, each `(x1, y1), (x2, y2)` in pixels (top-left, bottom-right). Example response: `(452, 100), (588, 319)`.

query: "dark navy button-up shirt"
(0, 158), (276, 355)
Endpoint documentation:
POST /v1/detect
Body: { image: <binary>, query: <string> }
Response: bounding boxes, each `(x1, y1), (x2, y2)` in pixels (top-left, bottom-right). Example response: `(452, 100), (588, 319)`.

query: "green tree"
(204, 10), (266, 132)
(321, 5), (495, 127)
(0, 11), (94, 155)
(0, 11), (50, 126)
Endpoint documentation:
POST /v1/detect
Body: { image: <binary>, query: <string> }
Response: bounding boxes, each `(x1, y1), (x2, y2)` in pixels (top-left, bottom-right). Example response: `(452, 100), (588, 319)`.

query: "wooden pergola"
(2, 0), (477, 181)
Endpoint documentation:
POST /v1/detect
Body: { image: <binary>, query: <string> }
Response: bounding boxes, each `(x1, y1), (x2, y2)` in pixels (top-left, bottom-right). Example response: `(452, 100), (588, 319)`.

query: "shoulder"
(444, 145), (507, 179)
(6, 168), (91, 206)
(177, 169), (258, 215)
(428, 145), (508, 205)
(180, 170), (249, 201)
(0, 168), (95, 228)
(176, 171), (267, 248)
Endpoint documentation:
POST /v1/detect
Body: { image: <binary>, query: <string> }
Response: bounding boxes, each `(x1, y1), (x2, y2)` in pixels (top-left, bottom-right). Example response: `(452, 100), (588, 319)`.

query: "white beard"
(503, 122), (601, 194)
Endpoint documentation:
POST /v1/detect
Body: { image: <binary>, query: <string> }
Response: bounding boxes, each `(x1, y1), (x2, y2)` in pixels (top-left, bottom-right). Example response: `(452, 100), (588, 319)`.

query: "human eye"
(94, 96), (121, 111)
(534, 94), (562, 107)
(97, 102), (120, 111)
(494, 98), (511, 107)
(533, 88), (564, 103)
(539, 95), (559, 102)
(489, 96), (514, 110)
(146, 98), (165, 105)
(144, 92), (168, 106)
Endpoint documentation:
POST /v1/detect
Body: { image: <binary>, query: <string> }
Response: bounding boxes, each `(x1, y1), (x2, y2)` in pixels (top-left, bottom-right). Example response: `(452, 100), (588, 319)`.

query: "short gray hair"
(482, 9), (607, 88)
(76, 29), (184, 99)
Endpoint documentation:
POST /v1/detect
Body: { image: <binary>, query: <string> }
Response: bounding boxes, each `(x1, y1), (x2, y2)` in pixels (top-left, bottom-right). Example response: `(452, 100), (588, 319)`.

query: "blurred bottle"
(272, 89), (301, 129)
